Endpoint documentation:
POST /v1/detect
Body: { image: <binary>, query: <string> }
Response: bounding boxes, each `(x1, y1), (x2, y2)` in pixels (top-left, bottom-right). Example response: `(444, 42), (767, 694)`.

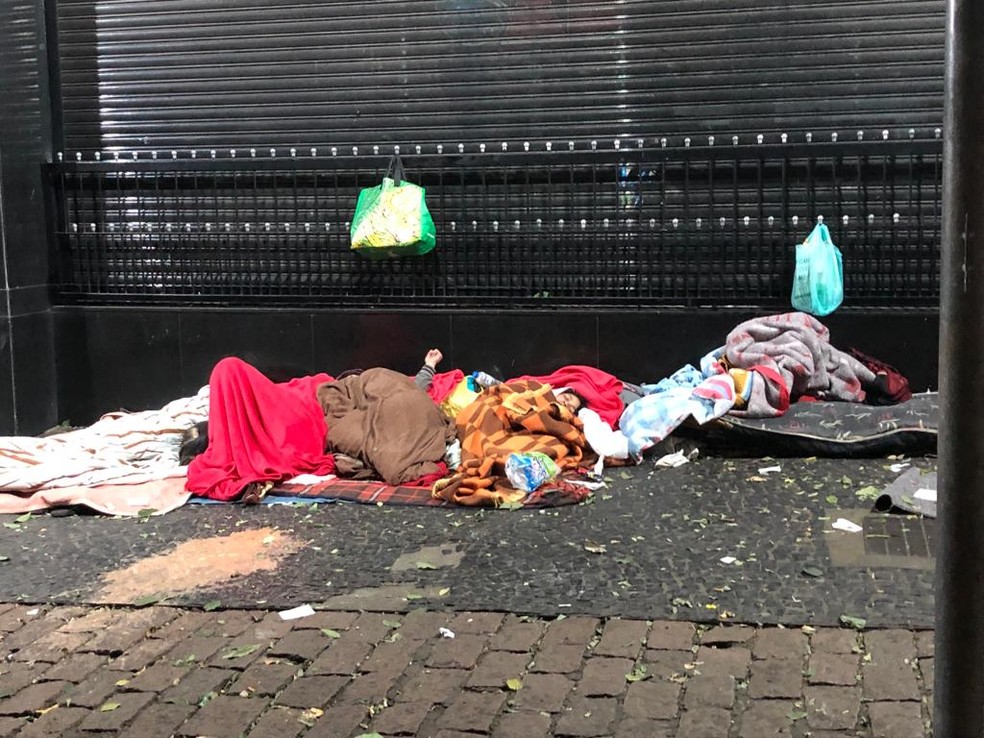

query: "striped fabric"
(433, 380), (594, 506)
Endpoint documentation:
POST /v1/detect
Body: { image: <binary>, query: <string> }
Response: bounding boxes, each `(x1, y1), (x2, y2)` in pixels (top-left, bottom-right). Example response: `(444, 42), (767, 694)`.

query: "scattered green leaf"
(320, 629), (341, 639)
(132, 594), (163, 608)
(382, 620), (402, 629)
(438, 587), (451, 596)
(625, 665), (650, 683)
(173, 654), (197, 667)
(197, 691), (217, 708)
(14, 513), (32, 524)
(856, 485), (881, 501)
(221, 644), (261, 659)
(136, 508), (156, 521)
(2, 523), (21, 530)
(801, 566), (824, 578)
(787, 710), (808, 721)
(202, 599), (221, 612)
(500, 501), (524, 511)
(839, 615), (867, 631)
(99, 702), (120, 713)
(505, 678), (523, 691)
(825, 495), (838, 505)
(404, 594), (423, 601)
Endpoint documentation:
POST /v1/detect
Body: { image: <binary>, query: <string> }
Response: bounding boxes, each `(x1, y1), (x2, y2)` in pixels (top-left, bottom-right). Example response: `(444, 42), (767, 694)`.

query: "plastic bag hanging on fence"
(790, 222), (843, 316)
(350, 155), (437, 259)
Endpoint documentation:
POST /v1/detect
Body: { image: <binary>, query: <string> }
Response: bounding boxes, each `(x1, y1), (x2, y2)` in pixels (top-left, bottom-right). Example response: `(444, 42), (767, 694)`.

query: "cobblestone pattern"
(0, 604), (933, 737)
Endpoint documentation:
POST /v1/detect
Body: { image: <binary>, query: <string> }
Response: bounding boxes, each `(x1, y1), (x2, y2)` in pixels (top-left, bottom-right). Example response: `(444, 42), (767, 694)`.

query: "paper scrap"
(913, 488), (937, 503)
(832, 518), (863, 533)
(655, 451), (689, 468)
(720, 556), (737, 565)
(889, 463), (910, 473)
(25, 608), (39, 616)
(439, 627), (455, 639)
(757, 465), (782, 475)
(278, 604), (316, 621)
(283, 473), (337, 485)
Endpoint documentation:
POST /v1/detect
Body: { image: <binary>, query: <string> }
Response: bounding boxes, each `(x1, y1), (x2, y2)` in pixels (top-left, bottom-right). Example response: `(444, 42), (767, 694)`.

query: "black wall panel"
(54, 0), (945, 154)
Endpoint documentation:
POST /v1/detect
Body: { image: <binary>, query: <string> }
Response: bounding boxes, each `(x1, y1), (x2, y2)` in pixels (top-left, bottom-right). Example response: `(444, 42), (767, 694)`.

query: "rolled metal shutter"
(55, 0), (944, 154)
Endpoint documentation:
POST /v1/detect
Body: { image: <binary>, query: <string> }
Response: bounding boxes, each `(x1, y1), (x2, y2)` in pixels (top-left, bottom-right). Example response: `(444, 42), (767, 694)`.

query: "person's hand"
(425, 349), (443, 369)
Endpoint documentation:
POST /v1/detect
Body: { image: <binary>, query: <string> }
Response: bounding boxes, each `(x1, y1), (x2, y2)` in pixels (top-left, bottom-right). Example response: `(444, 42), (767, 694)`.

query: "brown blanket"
(316, 368), (454, 485)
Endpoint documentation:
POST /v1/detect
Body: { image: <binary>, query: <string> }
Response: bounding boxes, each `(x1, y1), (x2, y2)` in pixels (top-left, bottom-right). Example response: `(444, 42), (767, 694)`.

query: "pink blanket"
(725, 313), (875, 407)
(0, 477), (190, 516)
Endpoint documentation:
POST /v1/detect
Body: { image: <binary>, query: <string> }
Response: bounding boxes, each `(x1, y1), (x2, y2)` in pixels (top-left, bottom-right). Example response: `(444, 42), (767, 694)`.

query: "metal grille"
(863, 515), (936, 559)
(50, 138), (942, 308)
(53, 0), (944, 153)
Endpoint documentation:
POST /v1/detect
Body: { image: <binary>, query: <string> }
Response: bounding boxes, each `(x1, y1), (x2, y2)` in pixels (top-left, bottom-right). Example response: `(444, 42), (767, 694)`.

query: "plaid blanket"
(433, 380), (595, 507)
(272, 476), (590, 508)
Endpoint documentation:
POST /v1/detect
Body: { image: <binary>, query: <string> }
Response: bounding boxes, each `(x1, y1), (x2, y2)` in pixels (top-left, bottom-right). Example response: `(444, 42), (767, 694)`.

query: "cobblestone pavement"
(0, 602), (933, 737)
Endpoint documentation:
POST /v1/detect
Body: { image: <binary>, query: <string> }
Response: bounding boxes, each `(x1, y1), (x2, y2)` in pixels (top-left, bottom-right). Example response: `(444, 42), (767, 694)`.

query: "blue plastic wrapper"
(504, 451), (560, 493)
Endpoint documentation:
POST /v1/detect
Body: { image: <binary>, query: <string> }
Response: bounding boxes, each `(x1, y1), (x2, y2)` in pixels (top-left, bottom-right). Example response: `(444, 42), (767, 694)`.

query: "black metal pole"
(936, 0), (984, 735)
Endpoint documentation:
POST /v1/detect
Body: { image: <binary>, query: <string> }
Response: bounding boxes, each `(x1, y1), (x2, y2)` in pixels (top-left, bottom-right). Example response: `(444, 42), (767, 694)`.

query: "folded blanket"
(186, 357), (336, 501)
(317, 368), (454, 485)
(434, 380), (594, 506)
(725, 313), (875, 413)
(508, 366), (625, 429)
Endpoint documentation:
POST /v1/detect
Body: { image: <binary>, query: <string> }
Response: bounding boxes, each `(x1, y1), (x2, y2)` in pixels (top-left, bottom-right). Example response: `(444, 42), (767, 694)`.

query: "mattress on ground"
(701, 392), (938, 457)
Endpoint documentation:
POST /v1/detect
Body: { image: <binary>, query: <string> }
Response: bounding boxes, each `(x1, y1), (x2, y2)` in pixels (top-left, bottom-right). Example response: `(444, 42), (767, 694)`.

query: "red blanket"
(508, 365), (625, 429)
(428, 370), (464, 404)
(186, 357), (336, 501)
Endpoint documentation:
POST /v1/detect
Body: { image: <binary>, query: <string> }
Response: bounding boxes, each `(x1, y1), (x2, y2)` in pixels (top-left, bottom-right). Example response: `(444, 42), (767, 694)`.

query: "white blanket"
(0, 388), (209, 491)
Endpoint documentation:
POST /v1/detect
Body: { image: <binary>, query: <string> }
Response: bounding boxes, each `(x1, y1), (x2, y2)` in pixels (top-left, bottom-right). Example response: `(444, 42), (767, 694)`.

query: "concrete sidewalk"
(0, 603), (932, 738)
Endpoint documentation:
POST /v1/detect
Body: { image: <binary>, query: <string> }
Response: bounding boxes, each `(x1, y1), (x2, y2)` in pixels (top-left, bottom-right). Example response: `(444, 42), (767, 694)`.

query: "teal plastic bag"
(791, 223), (843, 316)
(350, 156), (436, 259)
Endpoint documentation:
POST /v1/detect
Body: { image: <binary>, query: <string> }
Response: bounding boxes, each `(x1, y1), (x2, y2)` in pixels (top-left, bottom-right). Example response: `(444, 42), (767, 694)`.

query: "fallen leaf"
(839, 615), (867, 631)
(262, 534), (276, 545)
(114, 679), (129, 687)
(320, 629), (341, 639)
(14, 513), (32, 524)
(299, 706), (324, 726)
(747, 475), (768, 482)
(202, 599), (221, 612)
(625, 665), (649, 683)
(415, 562), (437, 570)
(221, 644), (261, 659)
(787, 709), (807, 720)
(438, 588), (451, 596)
(404, 594), (423, 601)
(825, 495), (838, 505)
(583, 543), (607, 554)
(173, 654), (197, 667)
(856, 485), (881, 501)
(99, 702), (120, 712)
(382, 620), (402, 629)
(801, 566), (824, 578)
(505, 677), (523, 691)
(132, 594), (163, 608)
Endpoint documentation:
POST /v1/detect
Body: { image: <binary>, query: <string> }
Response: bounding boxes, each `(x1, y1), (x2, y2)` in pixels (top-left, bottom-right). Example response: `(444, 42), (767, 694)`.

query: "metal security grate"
(863, 515), (936, 559)
(49, 138), (942, 308)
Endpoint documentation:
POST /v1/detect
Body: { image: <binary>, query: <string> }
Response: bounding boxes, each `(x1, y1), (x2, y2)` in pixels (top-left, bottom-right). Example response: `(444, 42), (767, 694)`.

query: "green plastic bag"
(350, 156), (436, 259)
(791, 222), (843, 316)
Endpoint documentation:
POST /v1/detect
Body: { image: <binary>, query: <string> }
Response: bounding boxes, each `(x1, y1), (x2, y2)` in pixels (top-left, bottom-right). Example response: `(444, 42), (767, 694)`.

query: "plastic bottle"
(504, 452), (560, 493)
(471, 371), (501, 388)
